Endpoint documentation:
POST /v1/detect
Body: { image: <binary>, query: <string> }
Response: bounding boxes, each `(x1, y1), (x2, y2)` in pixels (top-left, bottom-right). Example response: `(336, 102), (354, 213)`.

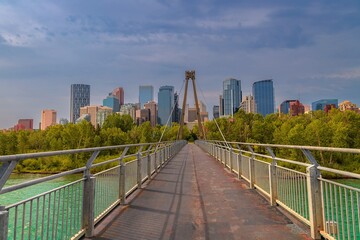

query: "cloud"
(312, 68), (360, 80)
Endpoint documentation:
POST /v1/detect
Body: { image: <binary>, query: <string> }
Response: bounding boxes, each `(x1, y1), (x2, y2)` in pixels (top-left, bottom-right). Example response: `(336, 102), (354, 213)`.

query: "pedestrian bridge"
(1, 141), (360, 240)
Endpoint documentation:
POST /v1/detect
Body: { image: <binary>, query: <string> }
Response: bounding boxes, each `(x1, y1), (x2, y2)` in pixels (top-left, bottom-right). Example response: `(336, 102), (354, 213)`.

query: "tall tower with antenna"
(178, 70), (205, 139)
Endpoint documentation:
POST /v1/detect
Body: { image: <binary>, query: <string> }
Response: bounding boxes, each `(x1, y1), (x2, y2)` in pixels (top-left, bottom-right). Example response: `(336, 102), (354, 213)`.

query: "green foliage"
(205, 109), (360, 172)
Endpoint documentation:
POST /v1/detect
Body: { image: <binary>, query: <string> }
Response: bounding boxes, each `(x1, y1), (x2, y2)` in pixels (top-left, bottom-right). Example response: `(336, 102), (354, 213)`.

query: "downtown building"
(279, 100), (305, 116)
(111, 87), (124, 111)
(41, 109), (57, 130)
(79, 105), (112, 127)
(222, 78), (242, 116)
(144, 101), (158, 127)
(103, 94), (120, 113)
(139, 85), (154, 109)
(240, 95), (256, 114)
(14, 119), (34, 131)
(252, 79), (274, 116)
(70, 84), (90, 123)
(312, 99), (338, 111)
(158, 86), (174, 126)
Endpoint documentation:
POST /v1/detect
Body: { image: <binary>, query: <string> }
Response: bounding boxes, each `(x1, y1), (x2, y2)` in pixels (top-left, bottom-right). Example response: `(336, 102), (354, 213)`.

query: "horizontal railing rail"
(0, 140), (187, 240)
(196, 140), (360, 240)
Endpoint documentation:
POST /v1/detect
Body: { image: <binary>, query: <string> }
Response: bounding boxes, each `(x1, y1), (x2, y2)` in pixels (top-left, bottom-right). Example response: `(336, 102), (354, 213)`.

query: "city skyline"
(1, 1), (360, 128)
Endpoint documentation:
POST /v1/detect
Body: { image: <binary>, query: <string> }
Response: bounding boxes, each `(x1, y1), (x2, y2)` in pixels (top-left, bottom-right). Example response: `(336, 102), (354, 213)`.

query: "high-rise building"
(158, 86), (174, 126)
(173, 92), (180, 123)
(240, 95), (256, 113)
(80, 105), (112, 127)
(103, 95), (120, 113)
(144, 101), (158, 127)
(119, 103), (137, 122)
(219, 95), (224, 116)
(41, 109), (57, 130)
(338, 100), (359, 113)
(223, 78), (242, 116)
(70, 84), (90, 123)
(213, 105), (220, 119)
(112, 87), (124, 110)
(252, 79), (274, 116)
(312, 99), (338, 111)
(139, 85), (154, 109)
(279, 100), (304, 116)
(136, 109), (151, 125)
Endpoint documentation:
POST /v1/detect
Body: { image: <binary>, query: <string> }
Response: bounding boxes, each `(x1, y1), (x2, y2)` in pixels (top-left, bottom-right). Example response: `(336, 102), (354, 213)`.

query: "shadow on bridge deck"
(86, 143), (311, 240)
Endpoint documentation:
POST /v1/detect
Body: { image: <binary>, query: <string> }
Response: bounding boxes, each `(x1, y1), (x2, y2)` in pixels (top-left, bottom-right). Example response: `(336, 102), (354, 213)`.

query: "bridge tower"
(178, 70), (205, 139)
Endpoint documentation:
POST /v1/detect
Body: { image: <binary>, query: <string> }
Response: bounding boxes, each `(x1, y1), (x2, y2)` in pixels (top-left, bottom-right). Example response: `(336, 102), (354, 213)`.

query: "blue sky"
(1, 0), (360, 128)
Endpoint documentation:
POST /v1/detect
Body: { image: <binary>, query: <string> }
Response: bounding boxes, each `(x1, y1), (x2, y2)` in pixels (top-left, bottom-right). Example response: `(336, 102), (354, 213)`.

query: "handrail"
(196, 140), (360, 240)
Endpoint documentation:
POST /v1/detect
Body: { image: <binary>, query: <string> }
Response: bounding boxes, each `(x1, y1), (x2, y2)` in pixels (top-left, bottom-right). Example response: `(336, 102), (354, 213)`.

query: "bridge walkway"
(88, 143), (310, 240)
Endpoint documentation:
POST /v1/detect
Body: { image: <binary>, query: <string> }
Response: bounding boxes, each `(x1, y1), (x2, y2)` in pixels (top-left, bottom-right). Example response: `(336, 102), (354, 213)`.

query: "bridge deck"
(89, 144), (310, 240)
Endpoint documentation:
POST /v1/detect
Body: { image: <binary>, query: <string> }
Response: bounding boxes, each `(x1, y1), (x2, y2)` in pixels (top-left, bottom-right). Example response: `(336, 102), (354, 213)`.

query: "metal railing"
(196, 140), (360, 240)
(0, 140), (187, 240)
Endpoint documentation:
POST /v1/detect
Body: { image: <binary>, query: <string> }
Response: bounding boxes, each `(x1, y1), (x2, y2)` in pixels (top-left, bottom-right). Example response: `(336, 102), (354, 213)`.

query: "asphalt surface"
(89, 143), (311, 240)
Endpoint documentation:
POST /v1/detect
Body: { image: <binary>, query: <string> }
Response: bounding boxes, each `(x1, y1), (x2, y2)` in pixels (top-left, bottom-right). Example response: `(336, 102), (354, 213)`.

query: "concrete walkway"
(90, 143), (310, 240)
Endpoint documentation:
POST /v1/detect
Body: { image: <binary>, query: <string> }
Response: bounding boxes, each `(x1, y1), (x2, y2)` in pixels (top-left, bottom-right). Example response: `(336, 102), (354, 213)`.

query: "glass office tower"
(139, 85), (154, 109)
(223, 78), (242, 116)
(70, 84), (90, 123)
(252, 79), (274, 116)
(158, 86), (174, 126)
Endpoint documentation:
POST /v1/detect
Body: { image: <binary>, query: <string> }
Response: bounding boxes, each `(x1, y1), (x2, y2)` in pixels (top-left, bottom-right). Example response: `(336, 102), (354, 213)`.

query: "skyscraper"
(240, 95), (256, 113)
(223, 78), (242, 116)
(70, 84), (90, 123)
(279, 100), (304, 116)
(158, 86), (174, 126)
(312, 99), (338, 111)
(103, 94), (120, 113)
(112, 87), (124, 110)
(173, 92), (180, 123)
(144, 101), (158, 127)
(252, 79), (274, 116)
(41, 109), (57, 130)
(213, 105), (220, 119)
(139, 85), (154, 109)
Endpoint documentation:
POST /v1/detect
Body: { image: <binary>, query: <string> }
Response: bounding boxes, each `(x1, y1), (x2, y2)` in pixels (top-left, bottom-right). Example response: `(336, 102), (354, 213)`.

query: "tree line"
(203, 109), (360, 173)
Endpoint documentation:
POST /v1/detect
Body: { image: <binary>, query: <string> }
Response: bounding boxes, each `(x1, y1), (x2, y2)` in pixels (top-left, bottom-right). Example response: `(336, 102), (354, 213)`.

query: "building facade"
(312, 99), (338, 111)
(111, 87), (124, 110)
(240, 95), (256, 113)
(173, 92), (180, 123)
(41, 109), (57, 130)
(213, 105), (220, 119)
(338, 100), (359, 113)
(119, 103), (137, 122)
(103, 95), (120, 113)
(139, 85), (154, 109)
(223, 78), (242, 116)
(80, 105), (112, 127)
(252, 79), (274, 116)
(144, 101), (158, 127)
(158, 86), (174, 126)
(279, 100), (304, 116)
(70, 84), (90, 123)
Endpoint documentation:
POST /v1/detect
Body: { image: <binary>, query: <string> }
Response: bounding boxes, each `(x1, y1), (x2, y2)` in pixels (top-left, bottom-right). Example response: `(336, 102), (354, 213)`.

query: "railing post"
(266, 147), (278, 206)
(302, 149), (323, 239)
(154, 149), (158, 173)
(0, 206), (9, 240)
(229, 146), (233, 172)
(147, 149), (152, 180)
(137, 147), (143, 189)
(119, 159), (126, 204)
(82, 176), (95, 237)
(248, 146), (255, 189)
(236, 144), (242, 179)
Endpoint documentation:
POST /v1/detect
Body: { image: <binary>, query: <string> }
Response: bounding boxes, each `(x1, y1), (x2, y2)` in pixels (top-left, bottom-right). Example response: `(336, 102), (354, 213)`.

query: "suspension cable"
(197, 82), (230, 148)
(157, 79), (186, 146)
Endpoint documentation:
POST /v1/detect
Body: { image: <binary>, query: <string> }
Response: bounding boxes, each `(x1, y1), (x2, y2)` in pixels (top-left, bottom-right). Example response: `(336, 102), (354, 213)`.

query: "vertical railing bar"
(74, 183), (79, 234)
(28, 200), (33, 240)
(345, 189), (350, 240)
(46, 193), (51, 240)
(41, 195), (45, 240)
(339, 187), (345, 240)
(351, 191), (355, 240)
(334, 185), (340, 239)
(62, 186), (68, 240)
(21, 203), (25, 240)
(325, 182), (330, 233)
(14, 206), (18, 240)
(300, 175), (305, 217)
(35, 198), (39, 240)
(321, 181), (326, 235)
(329, 182), (335, 235)
(69, 185), (74, 237)
(55, 188), (61, 240)
(51, 191), (57, 239)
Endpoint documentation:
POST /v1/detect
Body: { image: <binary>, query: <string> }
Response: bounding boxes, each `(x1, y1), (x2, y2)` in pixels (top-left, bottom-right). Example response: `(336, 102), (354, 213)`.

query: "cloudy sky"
(1, 0), (360, 129)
